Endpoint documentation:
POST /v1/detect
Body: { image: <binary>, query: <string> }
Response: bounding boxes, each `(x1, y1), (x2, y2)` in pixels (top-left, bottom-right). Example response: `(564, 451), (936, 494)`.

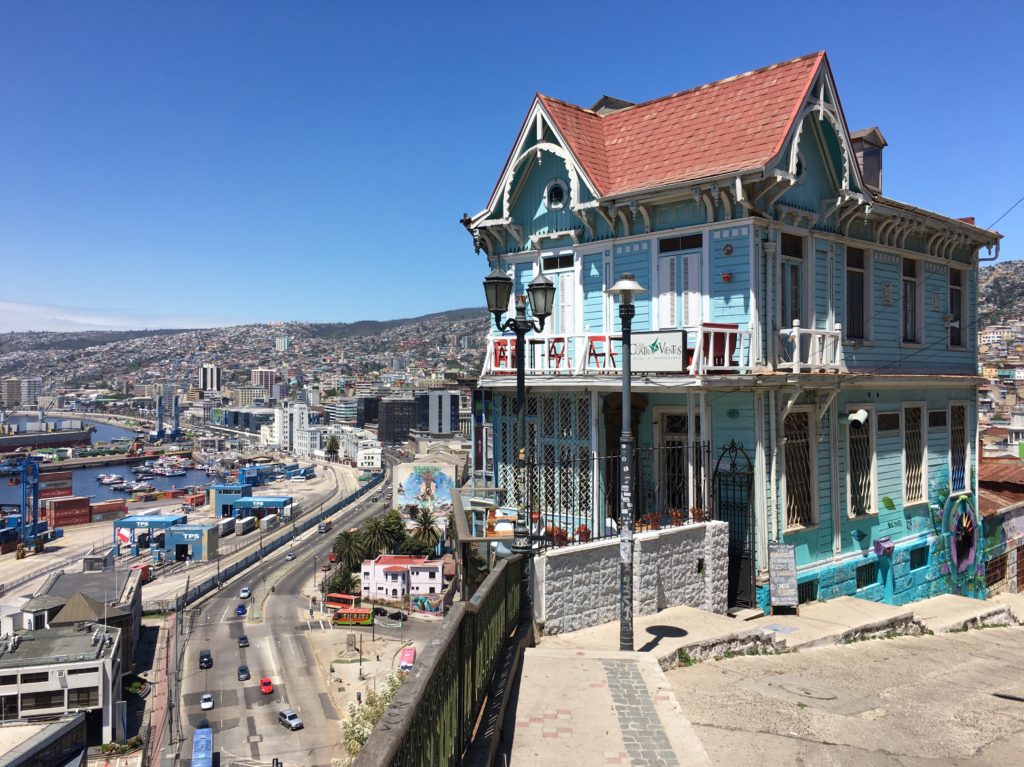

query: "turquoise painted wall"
(581, 252), (605, 333)
(612, 241), (652, 331)
(508, 149), (577, 240)
(813, 238), (830, 330)
(709, 226), (751, 326)
(779, 118), (836, 212)
(651, 199), (705, 231)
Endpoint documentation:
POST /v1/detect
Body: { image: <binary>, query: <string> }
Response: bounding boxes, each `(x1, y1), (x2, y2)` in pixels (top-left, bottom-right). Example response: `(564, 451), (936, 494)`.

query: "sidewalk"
(507, 591), (1024, 767)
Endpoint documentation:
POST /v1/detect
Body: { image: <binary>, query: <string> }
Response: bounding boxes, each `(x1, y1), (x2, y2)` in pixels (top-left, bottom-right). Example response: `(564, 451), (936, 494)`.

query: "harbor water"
(0, 416), (213, 505)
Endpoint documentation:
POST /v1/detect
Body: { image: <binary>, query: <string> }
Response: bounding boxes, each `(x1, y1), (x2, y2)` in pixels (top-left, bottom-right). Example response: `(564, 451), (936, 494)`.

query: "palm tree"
(381, 510), (406, 554)
(411, 507), (441, 550)
(333, 529), (365, 571)
(328, 569), (359, 596)
(361, 517), (389, 558)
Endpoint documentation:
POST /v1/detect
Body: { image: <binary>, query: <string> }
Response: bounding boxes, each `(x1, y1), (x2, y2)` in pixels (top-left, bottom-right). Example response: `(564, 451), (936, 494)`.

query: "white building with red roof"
(360, 554), (444, 601)
(464, 51), (1002, 613)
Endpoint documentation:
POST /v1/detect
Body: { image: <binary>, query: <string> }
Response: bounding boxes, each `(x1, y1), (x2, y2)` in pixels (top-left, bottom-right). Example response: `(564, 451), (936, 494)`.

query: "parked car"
(389, 610), (407, 622)
(236, 604), (247, 616)
(239, 586), (251, 599)
(260, 677), (274, 694)
(278, 708), (304, 730)
(372, 607), (388, 617)
(238, 635), (249, 648)
(198, 649), (213, 669)
(200, 693), (214, 711)
(237, 664), (251, 681)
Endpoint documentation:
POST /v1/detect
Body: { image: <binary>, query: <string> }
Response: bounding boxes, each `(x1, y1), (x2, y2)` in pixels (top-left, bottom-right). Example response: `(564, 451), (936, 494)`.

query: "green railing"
(354, 554), (523, 767)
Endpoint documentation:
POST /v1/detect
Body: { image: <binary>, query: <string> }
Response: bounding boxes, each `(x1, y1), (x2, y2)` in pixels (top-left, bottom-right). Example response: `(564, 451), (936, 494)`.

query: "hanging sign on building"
(630, 331), (687, 373)
(768, 542), (799, 608)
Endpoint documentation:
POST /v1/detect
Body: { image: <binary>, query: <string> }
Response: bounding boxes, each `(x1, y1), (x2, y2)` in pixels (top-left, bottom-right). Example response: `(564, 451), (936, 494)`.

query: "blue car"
(236, 604), (247, 616)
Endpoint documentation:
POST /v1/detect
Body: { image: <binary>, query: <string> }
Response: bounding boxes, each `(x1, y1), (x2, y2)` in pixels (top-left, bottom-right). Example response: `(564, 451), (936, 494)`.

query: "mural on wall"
(927, 467), (985, 598)
(393, 463), (455, 517)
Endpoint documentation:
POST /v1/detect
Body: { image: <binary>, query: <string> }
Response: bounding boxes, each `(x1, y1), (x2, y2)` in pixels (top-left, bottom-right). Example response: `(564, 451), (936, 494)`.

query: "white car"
(285, 552), (296, 561)
(200, 693), (214, 711)
(239, 587), (251, 600)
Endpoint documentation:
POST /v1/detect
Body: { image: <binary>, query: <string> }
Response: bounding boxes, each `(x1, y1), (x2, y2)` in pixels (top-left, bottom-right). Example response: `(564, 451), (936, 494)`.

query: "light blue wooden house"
(463, 52), (1002, 610)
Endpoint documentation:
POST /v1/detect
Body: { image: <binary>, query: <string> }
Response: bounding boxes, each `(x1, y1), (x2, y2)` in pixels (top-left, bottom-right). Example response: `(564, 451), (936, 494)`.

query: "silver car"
(278, 708), (304, 730)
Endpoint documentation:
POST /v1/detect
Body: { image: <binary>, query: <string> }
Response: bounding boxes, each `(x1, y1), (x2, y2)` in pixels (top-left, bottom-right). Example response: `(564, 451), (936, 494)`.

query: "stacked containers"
(42, 496), (91, 527)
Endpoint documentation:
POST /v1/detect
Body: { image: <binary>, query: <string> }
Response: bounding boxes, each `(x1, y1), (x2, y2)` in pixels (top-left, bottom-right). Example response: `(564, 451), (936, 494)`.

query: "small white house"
(360, 555), (444, 599)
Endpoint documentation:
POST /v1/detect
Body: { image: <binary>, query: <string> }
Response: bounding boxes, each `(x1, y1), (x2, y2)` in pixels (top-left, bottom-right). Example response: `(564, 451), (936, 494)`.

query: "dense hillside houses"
(464, 51), (1003, 611)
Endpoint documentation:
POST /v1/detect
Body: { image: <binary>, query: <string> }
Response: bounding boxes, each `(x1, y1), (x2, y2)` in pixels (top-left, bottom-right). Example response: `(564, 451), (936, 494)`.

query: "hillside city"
(3, 34), (1024, 767)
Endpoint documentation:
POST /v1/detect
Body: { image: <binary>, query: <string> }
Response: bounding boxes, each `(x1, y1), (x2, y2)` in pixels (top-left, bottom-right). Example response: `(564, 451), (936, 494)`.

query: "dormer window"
(545, 180), (567, 211)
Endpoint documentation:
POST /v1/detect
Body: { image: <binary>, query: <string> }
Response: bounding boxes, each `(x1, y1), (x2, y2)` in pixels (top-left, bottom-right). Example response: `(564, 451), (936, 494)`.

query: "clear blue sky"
(0, 1), (1020, 331)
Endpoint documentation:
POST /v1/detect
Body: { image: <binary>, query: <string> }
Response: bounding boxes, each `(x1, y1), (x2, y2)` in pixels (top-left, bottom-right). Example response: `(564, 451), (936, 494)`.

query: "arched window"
(545, 180), (567, 211)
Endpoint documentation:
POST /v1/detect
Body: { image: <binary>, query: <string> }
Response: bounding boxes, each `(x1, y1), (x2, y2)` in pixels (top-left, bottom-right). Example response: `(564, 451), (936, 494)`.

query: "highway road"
(177, 450), (436, 767)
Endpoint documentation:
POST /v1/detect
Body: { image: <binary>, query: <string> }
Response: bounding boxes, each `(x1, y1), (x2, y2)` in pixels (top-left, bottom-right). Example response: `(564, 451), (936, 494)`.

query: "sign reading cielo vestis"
(629, 331), (687, 372)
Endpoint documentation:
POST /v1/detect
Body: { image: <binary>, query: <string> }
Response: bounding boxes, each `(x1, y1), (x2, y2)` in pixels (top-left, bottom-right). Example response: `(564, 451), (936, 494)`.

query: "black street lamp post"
(607, 273), (645, 652)
(483, 267), (556, 620)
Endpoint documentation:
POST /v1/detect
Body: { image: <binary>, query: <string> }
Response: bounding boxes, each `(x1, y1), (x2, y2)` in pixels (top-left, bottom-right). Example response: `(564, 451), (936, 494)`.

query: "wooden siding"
(581, 252), (606, 332)
(612, 241), (652, 331)
(709, 226), (751, 326)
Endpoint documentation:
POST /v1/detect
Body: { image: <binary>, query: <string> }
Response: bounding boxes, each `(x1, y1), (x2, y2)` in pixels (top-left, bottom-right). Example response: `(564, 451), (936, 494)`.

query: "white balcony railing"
(482, 324), (753, 377)
(777, 320), (847, 373)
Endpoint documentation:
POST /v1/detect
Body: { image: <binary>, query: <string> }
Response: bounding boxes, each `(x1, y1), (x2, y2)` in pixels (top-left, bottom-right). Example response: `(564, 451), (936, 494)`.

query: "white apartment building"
(200, 364), (222, 392)
(275, 402), (310, 453)
(294, 426), (325, 459)
(357, 446), (383, 471)
(360, 555), (444, 600)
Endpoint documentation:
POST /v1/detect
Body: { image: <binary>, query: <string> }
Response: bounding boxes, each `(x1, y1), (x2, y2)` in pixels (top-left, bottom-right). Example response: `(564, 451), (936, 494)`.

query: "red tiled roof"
(377, 555), (428, 565)
(539, 52), (825, 198)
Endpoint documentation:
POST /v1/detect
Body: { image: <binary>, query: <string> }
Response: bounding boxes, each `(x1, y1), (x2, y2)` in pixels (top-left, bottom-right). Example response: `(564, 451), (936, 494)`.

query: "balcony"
(483, 324), (753, 377)
(776, 321), (846, 374)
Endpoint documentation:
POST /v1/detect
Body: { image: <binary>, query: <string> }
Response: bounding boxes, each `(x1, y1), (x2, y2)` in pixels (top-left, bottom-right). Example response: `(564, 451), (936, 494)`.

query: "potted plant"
(668, 508), (684, 526)
(575, 524), (591, 542)
(690, 507), (705, 523)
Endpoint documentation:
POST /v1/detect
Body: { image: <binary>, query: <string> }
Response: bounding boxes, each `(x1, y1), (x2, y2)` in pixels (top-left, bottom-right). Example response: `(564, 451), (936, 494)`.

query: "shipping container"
(43, 496), (90, 512)
(216, 517), (236, 538)
(259, 515), (280, 533)
(235, 516), (256, 535)
(130, 564), (152, 583)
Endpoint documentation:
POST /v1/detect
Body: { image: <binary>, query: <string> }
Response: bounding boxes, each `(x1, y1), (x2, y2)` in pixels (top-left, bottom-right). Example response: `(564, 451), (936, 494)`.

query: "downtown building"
(464, 51), (1001, 611)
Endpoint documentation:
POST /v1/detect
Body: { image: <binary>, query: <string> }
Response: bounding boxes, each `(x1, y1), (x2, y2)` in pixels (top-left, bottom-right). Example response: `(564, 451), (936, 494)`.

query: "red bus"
(324, 593), (359, 611)
(332, 607), (373, 626)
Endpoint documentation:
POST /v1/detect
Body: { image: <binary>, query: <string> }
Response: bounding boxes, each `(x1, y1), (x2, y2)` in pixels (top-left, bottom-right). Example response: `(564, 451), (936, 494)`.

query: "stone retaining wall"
(535, 521), (729, 635)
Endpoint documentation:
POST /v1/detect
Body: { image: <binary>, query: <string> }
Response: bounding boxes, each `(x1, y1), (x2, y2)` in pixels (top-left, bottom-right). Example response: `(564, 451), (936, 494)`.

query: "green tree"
(333, 529), (365, 571)
(381, 510), (406, 554)
(400, 534), (434, 557)
(327, 569), (359, 595)
(326, 435), (340, 460)
(341, 671), (404, 763)
(410, 507), (441, 550)
(360, 517), (389, 558)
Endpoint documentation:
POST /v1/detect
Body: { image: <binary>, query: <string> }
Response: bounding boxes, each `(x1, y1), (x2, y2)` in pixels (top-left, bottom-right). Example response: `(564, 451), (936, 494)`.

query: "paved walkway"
(507, 590), (1024, 767)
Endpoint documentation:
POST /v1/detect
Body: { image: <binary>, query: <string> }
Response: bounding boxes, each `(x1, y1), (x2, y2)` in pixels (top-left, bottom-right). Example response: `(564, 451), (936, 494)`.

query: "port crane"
(0, 456), (45, 558)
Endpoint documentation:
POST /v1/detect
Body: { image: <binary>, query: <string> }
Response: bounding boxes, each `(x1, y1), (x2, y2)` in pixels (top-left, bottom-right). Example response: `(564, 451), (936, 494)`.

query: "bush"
(341, 672), (405, 763)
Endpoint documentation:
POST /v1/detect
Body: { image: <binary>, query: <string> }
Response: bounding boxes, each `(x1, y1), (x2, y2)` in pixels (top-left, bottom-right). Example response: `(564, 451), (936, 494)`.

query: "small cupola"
(850, 127), (887, 194)
(590, 95), (634, 115)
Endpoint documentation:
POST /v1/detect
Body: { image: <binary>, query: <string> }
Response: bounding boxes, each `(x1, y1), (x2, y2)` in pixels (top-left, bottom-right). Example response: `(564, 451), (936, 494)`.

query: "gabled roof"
(537, 51), (825, 199)
(50, 592), (127, 625)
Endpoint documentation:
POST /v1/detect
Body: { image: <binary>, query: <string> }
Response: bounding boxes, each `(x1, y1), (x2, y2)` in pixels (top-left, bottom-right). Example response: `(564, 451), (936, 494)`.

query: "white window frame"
(844, 246), (871, 341)
(901, 402), (927, 506)
(779, 230), (807, 329)
(543, 178), (568, 211)
(900, 258), (924, 346)
(948, 400), (970, 495)
(948, 268), (967, 349)
(846, 403), (877, 517)
(782, 405), (818, 530)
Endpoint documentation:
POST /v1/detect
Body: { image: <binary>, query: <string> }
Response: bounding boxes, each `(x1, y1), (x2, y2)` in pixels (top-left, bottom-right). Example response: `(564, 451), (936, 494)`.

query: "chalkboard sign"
(768, 543), (798, 608)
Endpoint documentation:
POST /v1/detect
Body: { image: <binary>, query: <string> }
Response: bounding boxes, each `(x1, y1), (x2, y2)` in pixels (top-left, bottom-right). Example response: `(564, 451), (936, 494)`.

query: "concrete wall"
(535, 521), (728, 635)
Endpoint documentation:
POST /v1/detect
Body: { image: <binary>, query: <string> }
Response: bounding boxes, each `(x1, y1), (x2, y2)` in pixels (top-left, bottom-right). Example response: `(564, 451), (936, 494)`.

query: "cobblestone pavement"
(604, 659), (685, 767)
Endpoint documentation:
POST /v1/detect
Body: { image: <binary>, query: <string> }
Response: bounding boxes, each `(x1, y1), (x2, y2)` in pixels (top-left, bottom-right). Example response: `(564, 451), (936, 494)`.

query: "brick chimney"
(850, 127), (887, 194)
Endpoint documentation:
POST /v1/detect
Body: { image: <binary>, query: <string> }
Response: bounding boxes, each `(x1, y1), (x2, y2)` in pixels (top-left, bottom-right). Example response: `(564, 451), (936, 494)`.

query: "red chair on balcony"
(700, 323), (738, 372)
(586, 335), (617, 369)
(547, 337), (567, 370)
(492, 338), (516, 372)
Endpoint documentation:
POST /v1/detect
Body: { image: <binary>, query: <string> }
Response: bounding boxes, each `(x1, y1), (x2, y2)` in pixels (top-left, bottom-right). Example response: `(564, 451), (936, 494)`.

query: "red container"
(90, 499), (127, 514)
(131, 564), (152, 583)
(49, 507), (92, 527)
(44, 496), (90, 512)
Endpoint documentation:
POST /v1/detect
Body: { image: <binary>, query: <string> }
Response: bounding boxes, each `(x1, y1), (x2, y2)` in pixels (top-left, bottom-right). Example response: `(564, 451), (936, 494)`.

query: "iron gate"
(712, 440), (755, 608)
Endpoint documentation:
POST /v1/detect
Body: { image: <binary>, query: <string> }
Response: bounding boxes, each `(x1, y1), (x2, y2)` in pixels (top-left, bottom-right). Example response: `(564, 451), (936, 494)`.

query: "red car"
(260, 677), (274, 694)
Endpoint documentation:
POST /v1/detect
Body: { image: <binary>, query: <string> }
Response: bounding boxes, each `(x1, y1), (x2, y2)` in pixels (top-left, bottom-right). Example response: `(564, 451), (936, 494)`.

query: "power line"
(986, 193), (1024, 231)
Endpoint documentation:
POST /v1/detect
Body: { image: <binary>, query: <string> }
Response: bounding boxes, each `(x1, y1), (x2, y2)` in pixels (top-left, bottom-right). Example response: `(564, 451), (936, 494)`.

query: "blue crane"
(0, 456), (46, 558)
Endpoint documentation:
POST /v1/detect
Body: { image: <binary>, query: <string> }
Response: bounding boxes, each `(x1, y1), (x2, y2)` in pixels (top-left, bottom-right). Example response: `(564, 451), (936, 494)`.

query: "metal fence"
(517, 442), (712, 550)
(354, 554), (523, 767)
